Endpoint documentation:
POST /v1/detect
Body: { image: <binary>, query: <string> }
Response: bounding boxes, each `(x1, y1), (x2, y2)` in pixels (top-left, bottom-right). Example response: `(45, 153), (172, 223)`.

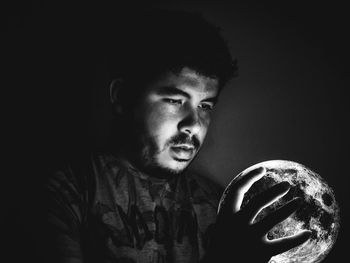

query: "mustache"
(167, 133), (200, 150)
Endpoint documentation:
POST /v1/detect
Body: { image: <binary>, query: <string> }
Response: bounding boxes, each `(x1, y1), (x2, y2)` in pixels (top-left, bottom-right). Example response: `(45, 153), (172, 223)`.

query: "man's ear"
(109, 78), (124, 115)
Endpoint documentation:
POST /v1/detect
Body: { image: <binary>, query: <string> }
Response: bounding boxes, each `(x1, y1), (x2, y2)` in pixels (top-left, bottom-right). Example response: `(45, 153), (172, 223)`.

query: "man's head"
(107, 8), (237, 176)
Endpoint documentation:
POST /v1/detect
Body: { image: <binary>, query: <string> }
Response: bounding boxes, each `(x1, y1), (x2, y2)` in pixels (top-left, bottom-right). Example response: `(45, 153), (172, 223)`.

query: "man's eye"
(164, 98), (182, 105)
(199, 103), (213, 111)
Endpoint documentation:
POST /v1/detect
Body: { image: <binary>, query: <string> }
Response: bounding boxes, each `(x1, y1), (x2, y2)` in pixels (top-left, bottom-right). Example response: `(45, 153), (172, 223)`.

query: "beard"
(136, 132), (201, 178)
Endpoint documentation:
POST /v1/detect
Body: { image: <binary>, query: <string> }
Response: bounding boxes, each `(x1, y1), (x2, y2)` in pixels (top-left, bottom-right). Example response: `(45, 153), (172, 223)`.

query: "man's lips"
(170, 145), (195, 160)
(173, 144), (195, 151)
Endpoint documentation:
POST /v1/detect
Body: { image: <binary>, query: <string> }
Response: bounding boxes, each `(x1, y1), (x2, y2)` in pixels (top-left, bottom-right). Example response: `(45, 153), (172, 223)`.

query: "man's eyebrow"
(157, 85), (219, 105)
(202, 97), (218, 105)
(156, 86), (190, 99)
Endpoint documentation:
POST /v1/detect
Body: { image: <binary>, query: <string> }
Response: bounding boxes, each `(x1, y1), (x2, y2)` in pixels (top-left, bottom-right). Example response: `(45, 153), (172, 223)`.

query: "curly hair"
(104, 8), (237, 97)
(96, 7), (238, 152)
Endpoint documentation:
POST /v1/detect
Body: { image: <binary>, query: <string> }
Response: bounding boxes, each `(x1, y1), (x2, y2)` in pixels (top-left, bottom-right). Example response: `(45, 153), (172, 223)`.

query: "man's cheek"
(200, 113), (211, 127)
(199, 120), (209, 137)
(149, 110), (178, 134)
(146, 119), (173, 151)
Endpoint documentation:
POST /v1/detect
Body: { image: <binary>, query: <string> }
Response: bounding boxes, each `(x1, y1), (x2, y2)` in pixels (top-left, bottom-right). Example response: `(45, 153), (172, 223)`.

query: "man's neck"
(115, 150), (181, 181)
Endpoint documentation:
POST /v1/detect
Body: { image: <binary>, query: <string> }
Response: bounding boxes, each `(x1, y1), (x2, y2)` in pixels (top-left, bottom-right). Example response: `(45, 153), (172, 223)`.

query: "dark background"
(4, 1), (349, 262)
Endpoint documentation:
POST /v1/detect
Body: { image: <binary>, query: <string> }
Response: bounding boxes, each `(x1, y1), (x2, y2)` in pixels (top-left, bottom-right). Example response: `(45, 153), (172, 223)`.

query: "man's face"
(131, 67), (219, 176)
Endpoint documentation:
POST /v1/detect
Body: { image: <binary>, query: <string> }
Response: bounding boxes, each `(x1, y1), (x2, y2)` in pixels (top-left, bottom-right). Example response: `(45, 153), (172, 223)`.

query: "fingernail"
(280, 181), (290, 190)
(303, 230), (312, 238)
(254, 166), (265, 173)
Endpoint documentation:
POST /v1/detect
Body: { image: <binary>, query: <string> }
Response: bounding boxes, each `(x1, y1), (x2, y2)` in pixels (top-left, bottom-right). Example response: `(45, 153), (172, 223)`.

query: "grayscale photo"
(4, 1), (349, 262)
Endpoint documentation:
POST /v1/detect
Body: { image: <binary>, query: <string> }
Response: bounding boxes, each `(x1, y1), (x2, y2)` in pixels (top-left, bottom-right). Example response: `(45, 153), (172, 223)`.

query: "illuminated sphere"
(231, 160), (340, 263)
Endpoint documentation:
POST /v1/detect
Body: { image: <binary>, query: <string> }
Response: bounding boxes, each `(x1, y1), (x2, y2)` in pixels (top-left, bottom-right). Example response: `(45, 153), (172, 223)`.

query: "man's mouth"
(170, 145), (195, 161)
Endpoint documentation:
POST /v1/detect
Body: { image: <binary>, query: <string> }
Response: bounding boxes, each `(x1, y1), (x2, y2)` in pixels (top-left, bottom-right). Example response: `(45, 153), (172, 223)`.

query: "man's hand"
(205, 167), (311, 263)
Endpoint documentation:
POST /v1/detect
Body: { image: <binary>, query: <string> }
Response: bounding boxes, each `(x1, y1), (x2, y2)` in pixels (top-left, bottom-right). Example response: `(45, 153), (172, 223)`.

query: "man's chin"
(143, 158), (191, 178)
(143, 165), (183, 179)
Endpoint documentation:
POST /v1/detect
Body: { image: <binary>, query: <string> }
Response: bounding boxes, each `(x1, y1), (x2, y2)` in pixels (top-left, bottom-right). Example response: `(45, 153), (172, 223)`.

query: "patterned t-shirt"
(46, 153), (222, 263)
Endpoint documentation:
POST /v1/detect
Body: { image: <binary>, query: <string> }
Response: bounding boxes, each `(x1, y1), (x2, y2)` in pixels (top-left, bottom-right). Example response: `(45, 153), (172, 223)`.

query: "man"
(43, 8), (311, 263)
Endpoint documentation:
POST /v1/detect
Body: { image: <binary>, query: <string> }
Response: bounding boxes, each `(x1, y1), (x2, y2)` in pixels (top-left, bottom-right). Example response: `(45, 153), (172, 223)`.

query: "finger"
(242, 181), (290, 223)
(268, 230), (312, 256)
(218, 166), (266, 214)
(254, 197), (302, 235)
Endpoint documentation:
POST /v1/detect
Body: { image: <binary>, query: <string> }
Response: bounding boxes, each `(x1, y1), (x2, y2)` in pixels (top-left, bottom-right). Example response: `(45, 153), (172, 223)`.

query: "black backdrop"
(4, 1), (349, 262)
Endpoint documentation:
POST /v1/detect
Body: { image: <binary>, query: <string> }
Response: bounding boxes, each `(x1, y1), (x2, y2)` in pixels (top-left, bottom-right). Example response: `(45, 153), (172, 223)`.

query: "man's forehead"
(154, 67), (219, 95)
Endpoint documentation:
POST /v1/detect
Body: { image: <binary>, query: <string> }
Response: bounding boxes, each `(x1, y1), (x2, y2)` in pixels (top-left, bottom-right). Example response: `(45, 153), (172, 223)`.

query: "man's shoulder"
(53, 151), (121, 173)
(47, 151), (123, 190)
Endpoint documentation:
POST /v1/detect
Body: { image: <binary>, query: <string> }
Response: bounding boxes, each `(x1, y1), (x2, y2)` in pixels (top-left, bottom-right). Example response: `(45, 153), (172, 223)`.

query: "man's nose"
(177, 107), (201, 135)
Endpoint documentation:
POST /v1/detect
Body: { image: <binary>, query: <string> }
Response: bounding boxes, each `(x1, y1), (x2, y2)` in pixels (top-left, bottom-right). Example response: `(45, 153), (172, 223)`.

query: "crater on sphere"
(322, 193), (333, 206)
(319, 212), (333, 233)
(223, 160), (341, 263)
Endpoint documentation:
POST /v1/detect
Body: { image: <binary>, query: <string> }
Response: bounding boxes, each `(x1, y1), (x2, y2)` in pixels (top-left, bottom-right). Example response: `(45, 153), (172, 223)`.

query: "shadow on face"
(117, 67), (219, 177)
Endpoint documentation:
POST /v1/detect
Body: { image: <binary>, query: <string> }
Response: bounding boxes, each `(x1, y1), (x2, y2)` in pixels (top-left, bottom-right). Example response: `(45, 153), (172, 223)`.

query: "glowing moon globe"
(225, 160), (340, 263)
